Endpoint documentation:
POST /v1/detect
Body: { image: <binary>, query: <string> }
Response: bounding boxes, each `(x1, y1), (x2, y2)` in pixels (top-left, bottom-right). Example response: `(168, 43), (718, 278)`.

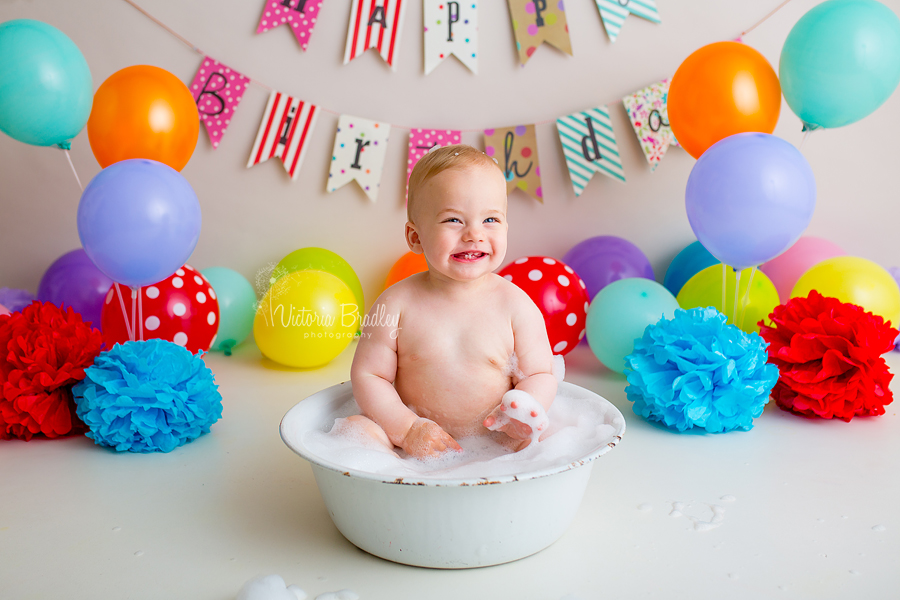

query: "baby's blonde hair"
(407, 144), (503, 222)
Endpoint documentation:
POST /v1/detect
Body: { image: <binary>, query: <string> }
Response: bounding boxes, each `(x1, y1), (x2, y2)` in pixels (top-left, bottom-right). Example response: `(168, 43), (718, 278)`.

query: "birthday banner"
(247, 90), (320, 180)
(327, 114), (392, 202)
(424, 0), (479, 75)
(190, 57), (250, 150)
(557, 105), (626, 197)
(484, 125), (543, 203)
(507, 0), (573, 65)
(595, 0), (662, 43)
(622, 79), (678, 171)
(344, 0), (409, 69)
(256, 0), (325, 51)
(407, 129), (463, 195)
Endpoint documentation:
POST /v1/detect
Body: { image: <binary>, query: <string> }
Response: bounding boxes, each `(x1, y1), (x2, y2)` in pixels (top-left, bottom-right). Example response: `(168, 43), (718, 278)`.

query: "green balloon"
(201, 267), (257, 355)
(586, 278), (679, 373)
(0, 19), (93, 147)
(274, 247), (364, 317)
(677, 265), (779, 335)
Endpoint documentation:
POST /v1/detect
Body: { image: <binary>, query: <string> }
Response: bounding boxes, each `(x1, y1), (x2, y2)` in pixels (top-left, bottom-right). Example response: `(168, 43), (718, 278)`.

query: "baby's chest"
(398, 308), (514, 363)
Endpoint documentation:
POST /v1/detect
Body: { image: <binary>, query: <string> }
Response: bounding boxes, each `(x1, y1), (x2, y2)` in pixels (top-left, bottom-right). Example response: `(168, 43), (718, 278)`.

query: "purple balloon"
(0, 287), (35, 312)
(37, 249), (113, 328)
(77, 159), (201, 288)
(563, 236), (654, 302)
(685, 133), (816, 270)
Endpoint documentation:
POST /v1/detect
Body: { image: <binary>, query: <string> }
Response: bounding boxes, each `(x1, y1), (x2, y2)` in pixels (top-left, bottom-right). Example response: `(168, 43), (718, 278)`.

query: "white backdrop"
(1, 0), (898, 310)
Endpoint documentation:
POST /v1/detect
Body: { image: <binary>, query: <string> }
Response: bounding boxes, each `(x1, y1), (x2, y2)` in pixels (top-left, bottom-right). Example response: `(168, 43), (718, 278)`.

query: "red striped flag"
(247, 90), (319, 180)
(343, 0), (408, 68)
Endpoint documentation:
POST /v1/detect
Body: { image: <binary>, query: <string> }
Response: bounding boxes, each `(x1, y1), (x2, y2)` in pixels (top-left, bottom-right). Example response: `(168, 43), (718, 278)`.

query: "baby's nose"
(463, 224), (485, 241)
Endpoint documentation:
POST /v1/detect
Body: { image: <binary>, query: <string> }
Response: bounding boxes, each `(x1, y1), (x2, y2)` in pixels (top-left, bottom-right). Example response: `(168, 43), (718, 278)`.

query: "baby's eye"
(443, 217), (461, 223)
(484, 217), (500, 223)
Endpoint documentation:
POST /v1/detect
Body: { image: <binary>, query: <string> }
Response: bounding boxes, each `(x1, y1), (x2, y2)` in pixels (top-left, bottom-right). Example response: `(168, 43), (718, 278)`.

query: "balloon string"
(114, 283), (134, 342)
(721, 263), (728, 317)
(130, 288), (137, 343)
(732, 268), (742, 325)
(798, 129), (813, 151)
(740, 0), (794, 38)
(63, 149), (84, 192)
(136, 286), (144, 342)
(738, 267), (757, 330)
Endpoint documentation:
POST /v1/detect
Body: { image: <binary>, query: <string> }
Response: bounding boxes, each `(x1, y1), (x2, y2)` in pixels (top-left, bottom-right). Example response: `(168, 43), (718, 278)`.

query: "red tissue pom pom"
(0, 301), (104, 440)
(758, 290), (898, 421)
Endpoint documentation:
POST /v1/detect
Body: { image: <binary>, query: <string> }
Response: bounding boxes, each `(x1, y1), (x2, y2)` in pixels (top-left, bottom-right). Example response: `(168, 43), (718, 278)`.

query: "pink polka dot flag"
(256, 0), (324, 51)
(506, 0), (572, 65)
(406, 129), (462, 201)
(189, 57), (250, 150)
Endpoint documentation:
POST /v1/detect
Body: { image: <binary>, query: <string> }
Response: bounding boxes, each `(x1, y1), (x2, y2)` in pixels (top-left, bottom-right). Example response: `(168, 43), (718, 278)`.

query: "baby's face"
(408, 163), (509, 284)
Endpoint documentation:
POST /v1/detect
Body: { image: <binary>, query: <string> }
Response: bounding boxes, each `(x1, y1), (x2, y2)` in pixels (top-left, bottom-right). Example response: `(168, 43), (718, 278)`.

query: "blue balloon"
(0, 19), (92, 147)
(77, 159), (201, 288)
(780, 0), (900, 130)
(200, 267), (256, 355)
(663, 241), (720, 297)
(685, 133), (816, 270)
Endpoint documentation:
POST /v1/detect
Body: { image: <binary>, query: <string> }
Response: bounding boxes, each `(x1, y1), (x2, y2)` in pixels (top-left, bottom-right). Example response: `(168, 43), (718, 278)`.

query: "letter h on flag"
(247, 90), (319, 180)
(344, 0), (408, 69)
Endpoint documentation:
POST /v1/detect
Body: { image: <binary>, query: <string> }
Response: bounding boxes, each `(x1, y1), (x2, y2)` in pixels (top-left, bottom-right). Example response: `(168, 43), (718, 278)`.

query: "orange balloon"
(668, 41), (781, 159)
(87, 65), (199, 171)
(384, 252), (428, 290)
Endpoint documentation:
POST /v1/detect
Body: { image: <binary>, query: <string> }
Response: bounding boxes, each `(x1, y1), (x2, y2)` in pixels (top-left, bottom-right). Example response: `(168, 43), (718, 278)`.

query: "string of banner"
(123, 0), (791, 203)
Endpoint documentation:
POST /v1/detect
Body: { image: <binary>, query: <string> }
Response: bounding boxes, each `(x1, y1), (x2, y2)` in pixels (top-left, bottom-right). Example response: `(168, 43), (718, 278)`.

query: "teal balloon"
(586, 278), (679, 373)
(663, 241), (720, 297)
(0, 19), (93, 147)
(201, 267), (256, 355)
(780, 0), (900, 130)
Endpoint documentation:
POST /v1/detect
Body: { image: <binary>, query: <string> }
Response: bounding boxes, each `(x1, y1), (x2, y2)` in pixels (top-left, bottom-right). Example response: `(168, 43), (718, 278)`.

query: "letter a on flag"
(556, 105), (625, 197)
(247, 90), (319, 181)
(344, 0), (409, 69)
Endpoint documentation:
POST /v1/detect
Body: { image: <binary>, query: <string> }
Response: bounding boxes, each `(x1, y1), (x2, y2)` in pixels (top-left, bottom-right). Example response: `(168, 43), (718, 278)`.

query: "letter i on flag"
(484, 125), (543, 202)
(507, 0), (572, 65)
(344, 0), (409, 69)
(407, 129), (462, 199)
(424, 0), (479, 75)
(328, 114), (391, 202)
(189, 57), (250, 149)
(594, 0), (661, 43)
(556, 105), (625, 196)
(256, 0), (325, 50)
(247, 90), (319, 180)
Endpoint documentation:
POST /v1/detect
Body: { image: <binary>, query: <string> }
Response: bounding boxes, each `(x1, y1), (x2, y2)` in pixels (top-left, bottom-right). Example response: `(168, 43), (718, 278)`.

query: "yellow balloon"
(677, 265), (780, 334)
(253, 270), (359, 368)
(791, 256), (900, 327)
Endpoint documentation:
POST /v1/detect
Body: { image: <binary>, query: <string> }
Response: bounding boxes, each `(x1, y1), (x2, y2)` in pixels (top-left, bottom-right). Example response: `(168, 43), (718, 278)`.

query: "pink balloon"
(759, 236), (846, 303)
(0, 303), (9, 316)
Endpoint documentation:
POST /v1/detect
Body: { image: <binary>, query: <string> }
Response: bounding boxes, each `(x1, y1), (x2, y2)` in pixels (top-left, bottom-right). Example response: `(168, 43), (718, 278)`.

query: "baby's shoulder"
(371, 272), (427, 309)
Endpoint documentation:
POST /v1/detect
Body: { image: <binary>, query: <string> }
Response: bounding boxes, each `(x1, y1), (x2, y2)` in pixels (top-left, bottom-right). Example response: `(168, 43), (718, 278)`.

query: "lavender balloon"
(685, 133), (816, 270)
(563, 236), (654, 303)
(37, 248), (113, 328)
(0, 287), (34, 312)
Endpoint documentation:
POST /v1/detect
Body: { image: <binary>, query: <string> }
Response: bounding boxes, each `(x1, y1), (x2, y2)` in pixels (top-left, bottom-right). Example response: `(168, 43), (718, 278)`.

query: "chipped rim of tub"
(280, 380), (626, 487)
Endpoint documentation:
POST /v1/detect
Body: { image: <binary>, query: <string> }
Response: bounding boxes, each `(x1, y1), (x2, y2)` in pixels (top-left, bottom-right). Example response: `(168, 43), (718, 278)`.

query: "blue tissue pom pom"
(624, 307), (778, 433)
(72, 339), (223, 452)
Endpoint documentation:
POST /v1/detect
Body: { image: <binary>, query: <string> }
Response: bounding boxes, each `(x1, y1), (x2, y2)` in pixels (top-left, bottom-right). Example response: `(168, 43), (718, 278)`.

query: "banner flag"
(622, 79), (678, 172)
(344, 0), (409, 69)
(556, 105), (625, 196)
(484, 125), (543, 202)
(247, 90), (319, 180)
(328, 114), (392, 201)
(190, 57), (251, 150)
(507, 0), (573, 65)
(256, 0), (325, 50)
(594, 0), (661, 43)
(424, 0), (479, 74)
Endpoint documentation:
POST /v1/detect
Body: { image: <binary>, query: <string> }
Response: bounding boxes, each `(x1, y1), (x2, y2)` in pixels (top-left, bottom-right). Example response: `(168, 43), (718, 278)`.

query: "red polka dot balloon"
(101, 264), (220, 354)
(498, 256), (589, 356)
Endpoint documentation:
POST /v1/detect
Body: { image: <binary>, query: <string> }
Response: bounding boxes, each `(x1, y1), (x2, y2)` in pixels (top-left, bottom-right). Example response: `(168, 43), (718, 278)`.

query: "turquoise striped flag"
(594, 0), (661, 43)
(556, 106), (625, 197)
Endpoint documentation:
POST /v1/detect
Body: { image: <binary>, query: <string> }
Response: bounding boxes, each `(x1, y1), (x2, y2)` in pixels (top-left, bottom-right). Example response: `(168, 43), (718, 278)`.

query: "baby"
(349, 144), (558, 459)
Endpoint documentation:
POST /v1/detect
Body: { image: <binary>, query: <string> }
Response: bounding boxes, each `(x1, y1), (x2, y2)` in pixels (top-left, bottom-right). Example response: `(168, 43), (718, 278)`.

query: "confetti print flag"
(247, 90), (319, 180)
(556, 105), (625, 196)
(507, 0), (572, 65)
(256, 0), (324, 51)
(328, 114), (391, 202)
(407, 129), (462, 198)
(344, 0), (409, 69)
(622, 79), (678, 172)
(189, 57), (250, 150)
(484, 125), (543, 202)
(424, 0), (479, 74)
(594, 0), (661, 43)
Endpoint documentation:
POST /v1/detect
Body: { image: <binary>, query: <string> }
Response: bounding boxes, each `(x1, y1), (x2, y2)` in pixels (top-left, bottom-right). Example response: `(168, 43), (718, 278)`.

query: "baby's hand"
(483, 389), (549, 451)
(401, 418), (462, 459)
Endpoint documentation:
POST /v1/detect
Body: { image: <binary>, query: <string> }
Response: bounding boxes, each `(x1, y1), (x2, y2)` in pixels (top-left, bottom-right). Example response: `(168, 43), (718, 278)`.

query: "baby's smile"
(452, 251), (487, 262)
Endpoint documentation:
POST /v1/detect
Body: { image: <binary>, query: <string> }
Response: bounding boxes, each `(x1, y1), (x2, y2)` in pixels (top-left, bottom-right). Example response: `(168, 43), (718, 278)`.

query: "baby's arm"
(483, 288), (558, 448)
(350, 293), (461, 458)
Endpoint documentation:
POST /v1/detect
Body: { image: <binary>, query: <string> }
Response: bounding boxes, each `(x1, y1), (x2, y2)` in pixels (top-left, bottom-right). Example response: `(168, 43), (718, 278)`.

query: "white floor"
(2, 340), (899, 600)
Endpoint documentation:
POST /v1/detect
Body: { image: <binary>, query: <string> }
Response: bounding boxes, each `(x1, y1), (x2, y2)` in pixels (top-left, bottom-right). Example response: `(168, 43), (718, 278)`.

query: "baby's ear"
(405, 221), (423, 253)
